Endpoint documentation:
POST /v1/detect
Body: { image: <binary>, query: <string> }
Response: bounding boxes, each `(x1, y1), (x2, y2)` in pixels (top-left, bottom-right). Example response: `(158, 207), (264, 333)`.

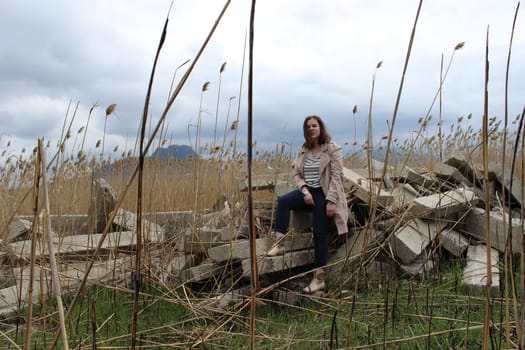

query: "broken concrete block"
(87, 178), (118, 234)
(15, 214), (90, 236)
(405, 168), (438, 192)
(492, 172), (524, 210)
(220, 225), (249, 241)
(182, 261), (222, 283)
(342, 167), (394, 207)
(462, 245), (500, 296)
(48, 214), (89, 235)
(209, 232), (313, 263)
(207, 237), (268, 263)
(357, 155), (397, 181)
(143, 211), (193, 234)
(439, 228), (469, 257)
(9, 231), (137, 259)
(182, 228), (226, 254)
(390, 218), (443, 264)
(444, 156), (483, 187)
(241, 249), (315, 277)
(153, 254), (196, 283)
(388, 183), (418, 212)
(462, 207), (524, 254)
(276, 232), (314, 252)
(399, 248), (437, 276)
(433, 162), (471, 186)
(7, 217), (32, 242)
(238, 174), (289, 192)
(410, 187), (478, 219)
(168, 254), (196, 273)
(113, 208), (165, 243)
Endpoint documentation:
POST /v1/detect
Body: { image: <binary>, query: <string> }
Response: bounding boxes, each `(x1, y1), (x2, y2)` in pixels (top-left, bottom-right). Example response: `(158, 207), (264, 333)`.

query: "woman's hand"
(326, 201), (336, 218)
(303, 192), (314, 206)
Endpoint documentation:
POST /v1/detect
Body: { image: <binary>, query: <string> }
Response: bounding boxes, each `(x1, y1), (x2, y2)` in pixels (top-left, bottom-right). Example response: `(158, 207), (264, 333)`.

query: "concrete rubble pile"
(1, 156), (523, 317)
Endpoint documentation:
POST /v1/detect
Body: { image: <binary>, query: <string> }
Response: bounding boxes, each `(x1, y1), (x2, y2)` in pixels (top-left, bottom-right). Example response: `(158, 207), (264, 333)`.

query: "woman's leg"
(309, 187), (329, 268)
(273, 189), (309, 234)
(268, 189), (309, 256)
(303, 187), (329, 293)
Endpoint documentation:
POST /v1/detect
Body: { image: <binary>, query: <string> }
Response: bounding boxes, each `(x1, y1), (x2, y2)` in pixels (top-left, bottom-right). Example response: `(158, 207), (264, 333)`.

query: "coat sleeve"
(292, 148), (307, 191)
(325, 143), (344, 204)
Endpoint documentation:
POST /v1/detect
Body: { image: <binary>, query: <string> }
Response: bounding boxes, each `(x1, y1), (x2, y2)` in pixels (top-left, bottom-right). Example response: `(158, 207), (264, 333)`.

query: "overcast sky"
(1, 0), (523, 162)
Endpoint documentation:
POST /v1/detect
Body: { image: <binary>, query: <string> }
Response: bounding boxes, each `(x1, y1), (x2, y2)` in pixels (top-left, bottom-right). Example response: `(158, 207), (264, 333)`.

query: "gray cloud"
(1, 0), (523, 163)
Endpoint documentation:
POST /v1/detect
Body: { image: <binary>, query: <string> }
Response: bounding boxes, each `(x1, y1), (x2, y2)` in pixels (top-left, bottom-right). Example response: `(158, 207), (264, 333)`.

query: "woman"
(268, 115), (348, 293)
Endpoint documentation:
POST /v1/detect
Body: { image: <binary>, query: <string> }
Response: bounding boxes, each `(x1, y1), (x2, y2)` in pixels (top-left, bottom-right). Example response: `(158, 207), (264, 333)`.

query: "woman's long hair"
(302, 115), (331, 149)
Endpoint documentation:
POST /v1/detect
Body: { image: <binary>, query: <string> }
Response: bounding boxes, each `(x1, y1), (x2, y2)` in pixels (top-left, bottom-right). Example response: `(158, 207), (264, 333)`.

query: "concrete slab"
(241, 249), (315, 277)
(390, 218), (443, 264)
(143, 211), (192, 234)
(182, 261), (223, 283)
(113, 208), (165, 243)
(182, 228), (225, 254)
(410, 187), (478, 218)
(9, 231), (137, 259)
(87, 178), (118, 234)
(439, 228), (469, 257)
(433, 162), (470, 186)
(388, 183), (418, 212)
(342, 166), (394, 207)
(7, 217), (32, 242)
(462, 245), (500, 296)
(399, 249), (437, 276)
(207, 237), (269, 263)
(462, 207), (525, 254)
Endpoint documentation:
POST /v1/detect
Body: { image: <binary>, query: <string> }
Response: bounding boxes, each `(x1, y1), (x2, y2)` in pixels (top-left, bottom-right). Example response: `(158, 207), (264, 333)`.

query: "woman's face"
(305, 118), (321, 142)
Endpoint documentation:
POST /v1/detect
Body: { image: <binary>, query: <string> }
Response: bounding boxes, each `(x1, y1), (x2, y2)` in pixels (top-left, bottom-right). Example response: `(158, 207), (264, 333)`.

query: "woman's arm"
(292, 148), (307, 191)
(325, 143), (344, 204)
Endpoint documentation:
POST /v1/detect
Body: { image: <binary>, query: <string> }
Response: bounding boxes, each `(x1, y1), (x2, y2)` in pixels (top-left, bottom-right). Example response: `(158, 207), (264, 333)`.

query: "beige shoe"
(267, 232), (285, 256)
(303, 269), (325, 293)
(267, 242), (285, 256)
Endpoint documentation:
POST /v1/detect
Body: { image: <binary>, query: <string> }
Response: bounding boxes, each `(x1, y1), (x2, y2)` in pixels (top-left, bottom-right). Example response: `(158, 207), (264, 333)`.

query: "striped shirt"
(303, 150), (321, 188)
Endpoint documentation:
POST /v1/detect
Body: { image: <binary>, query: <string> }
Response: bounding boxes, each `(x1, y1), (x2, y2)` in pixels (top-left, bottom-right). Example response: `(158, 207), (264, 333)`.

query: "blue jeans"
(273, 187), (329, 268)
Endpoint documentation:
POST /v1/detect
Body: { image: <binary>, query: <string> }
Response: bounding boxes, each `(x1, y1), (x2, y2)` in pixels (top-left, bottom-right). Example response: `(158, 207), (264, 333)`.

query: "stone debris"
(1, 155), (523, 316)
(241, 249), (315, 277)
(7, 217), (32, 242)
(87, 177), (118, 234)
(343, 167), (394, 207)
(390, 218), (442, 265)
(113, 208), (165, 243)
(433, 162), (470, 186)
(462, 244), (500, 296)
(409, 187), (478, 218)
(207, 237), (269, 263)
(399, 248), (438, 276)
(438, 228), (469, 257)
(462, 207), (524, 255)
(8, 231), (138, 259)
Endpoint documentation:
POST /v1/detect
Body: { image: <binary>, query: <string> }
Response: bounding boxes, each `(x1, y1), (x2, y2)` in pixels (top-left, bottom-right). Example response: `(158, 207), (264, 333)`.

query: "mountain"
(149, 144), (198, 161)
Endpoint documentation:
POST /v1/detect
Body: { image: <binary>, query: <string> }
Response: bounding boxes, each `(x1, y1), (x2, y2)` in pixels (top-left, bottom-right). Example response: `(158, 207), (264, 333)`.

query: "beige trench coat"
(290, 142), (349, 235)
